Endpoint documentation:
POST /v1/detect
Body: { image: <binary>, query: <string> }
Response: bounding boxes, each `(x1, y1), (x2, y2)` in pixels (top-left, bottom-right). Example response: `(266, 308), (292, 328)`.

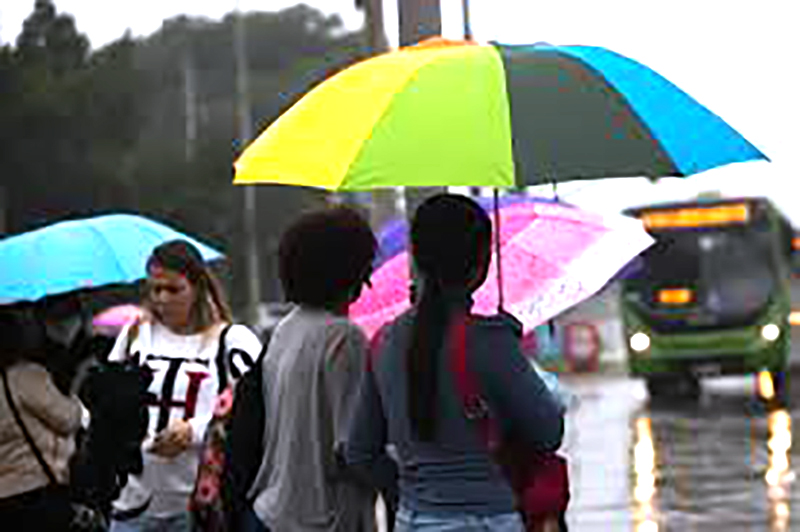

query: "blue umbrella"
(0, 214), (224, 304)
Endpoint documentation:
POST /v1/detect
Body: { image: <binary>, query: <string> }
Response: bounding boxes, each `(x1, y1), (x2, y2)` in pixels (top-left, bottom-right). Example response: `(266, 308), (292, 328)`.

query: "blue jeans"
(395, 507), (525, 532)
(109, 512), (191, 532)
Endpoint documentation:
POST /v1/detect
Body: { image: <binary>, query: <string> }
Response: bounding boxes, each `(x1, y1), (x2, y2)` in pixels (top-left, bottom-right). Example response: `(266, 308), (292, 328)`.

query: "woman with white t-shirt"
(107, 240), (262, 532)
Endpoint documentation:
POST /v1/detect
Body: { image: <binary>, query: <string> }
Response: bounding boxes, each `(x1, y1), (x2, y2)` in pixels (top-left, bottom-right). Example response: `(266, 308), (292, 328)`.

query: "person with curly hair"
(246, 207), (390, 532)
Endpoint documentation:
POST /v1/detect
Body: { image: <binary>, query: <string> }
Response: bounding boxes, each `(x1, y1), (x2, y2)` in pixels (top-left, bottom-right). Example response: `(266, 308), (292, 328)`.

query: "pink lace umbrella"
(92, 304), (142, 336)
(350, 200), (653, 338)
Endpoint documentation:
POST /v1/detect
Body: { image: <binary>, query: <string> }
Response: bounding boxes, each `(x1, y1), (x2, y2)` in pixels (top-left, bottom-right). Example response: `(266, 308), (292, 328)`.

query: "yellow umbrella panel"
(233, 39), (516, 190)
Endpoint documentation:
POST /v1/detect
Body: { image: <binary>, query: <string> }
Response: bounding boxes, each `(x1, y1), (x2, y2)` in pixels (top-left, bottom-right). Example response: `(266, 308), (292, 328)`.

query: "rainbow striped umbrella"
(234, 38), (767, 189)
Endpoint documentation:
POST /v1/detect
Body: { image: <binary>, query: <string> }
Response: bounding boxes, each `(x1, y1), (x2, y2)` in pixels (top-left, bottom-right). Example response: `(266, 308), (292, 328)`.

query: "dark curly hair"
(278, 206), (377, 311)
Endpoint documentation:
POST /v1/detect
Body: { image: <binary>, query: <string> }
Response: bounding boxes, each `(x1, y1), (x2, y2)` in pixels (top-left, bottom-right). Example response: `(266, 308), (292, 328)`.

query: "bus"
(620, 197), (794, 401)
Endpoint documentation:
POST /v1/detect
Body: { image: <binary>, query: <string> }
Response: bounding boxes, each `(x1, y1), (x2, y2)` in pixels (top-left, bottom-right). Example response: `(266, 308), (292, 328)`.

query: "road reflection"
(628, 392), (796, 530)
(632, 415), (660, 531)
(567, 374), (800, 530)
(767, 408), (792, 531)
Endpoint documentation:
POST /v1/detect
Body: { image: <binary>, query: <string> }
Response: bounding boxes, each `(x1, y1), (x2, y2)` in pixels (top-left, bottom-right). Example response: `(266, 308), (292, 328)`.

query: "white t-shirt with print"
(107, 320), (263, 518)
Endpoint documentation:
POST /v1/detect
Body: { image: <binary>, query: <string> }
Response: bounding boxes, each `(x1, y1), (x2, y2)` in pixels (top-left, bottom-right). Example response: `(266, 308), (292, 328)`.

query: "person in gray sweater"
(346, 194), (565, 532)
(246, 207), (382, 532)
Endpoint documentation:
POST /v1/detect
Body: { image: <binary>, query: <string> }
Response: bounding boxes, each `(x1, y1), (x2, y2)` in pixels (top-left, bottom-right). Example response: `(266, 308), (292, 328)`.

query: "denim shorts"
(394, 507), (525, 532)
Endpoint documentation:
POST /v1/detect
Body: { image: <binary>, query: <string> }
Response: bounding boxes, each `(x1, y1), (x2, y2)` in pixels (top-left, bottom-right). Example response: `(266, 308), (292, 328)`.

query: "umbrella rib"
(87, 223), (133, 286)
(493, 188), (504, 312)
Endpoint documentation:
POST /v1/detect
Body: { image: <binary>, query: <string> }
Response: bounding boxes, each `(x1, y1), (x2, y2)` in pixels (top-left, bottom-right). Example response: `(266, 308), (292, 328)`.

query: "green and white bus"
(620, 197), (794, 401)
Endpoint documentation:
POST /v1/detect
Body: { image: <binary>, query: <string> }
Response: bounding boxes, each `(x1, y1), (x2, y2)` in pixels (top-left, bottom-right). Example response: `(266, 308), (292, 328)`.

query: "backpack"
(190, 326), (268, 531)
(228, 340), (268, 513)
(450, 314), (570, 531)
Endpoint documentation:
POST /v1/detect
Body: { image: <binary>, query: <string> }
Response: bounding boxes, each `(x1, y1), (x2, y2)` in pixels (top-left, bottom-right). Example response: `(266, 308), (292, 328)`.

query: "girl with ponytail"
(347, 194), (564, 532)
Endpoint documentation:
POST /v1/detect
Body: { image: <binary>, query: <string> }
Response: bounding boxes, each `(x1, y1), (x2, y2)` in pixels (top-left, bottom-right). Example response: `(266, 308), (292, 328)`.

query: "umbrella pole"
(76, 291), (93, 339)
(493, 188), (504, 312)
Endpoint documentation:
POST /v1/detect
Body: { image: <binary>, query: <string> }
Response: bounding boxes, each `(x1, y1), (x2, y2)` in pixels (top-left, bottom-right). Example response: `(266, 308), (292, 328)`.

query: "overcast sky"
(3, 1), (796, 220)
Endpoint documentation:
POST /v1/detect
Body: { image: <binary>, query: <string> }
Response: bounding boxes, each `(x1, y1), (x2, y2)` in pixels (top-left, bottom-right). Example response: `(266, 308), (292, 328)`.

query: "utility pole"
(461, 0), (481, 199)
(363, 0), (389, 52)
(398, 0), (442, 44)
(357, 0), (396, 231)
(183, 45), (197, 163)
(234, 5), (261, 325)
(462, 0), (472, 41)
(398, 0), (444, 221)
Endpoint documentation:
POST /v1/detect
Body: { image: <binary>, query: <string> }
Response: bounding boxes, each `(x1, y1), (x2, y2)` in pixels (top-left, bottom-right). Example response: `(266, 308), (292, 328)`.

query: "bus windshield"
(630, 224), (777, 330)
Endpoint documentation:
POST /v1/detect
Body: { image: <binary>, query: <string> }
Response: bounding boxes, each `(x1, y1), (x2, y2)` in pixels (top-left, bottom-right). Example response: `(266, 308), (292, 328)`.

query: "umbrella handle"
(493, 188), (504, 312)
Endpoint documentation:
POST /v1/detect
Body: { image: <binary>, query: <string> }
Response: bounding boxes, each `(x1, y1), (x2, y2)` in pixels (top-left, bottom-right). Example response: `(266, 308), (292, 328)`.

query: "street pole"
(462, 0), (472, 41)
(183, 45), (197, 163)
(234, 4), (261, 325)
(364, 0), (389, 53)
(398, 0), (442, 45)
(461, 0), (481, 199)
(361, 0), (397, 231)
(398, 0), (444, 221)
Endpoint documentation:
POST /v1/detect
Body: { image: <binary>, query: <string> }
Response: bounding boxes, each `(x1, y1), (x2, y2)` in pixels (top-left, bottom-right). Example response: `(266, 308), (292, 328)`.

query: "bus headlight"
(630, 332), (651, 352)
(762, 324), (781, 342)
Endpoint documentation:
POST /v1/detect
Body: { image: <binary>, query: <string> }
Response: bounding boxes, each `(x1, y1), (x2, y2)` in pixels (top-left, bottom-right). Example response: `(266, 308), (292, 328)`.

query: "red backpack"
(449, 314), (570, 531)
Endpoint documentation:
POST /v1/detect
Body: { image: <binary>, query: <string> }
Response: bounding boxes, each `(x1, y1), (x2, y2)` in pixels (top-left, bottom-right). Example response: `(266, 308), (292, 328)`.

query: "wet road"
(561, 371), (796, 531)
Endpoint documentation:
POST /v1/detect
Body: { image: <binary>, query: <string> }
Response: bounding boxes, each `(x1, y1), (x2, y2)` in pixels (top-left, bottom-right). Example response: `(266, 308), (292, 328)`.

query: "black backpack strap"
(215, 324), (234, 393)
(239, 333), (270, 386)
(1, 368), (59, 486)
(255, 338), (269, 367)
(125, 319), (141, 360)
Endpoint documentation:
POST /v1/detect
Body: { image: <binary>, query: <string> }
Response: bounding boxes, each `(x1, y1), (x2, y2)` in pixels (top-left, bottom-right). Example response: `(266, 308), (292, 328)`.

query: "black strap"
(125, 320), (141, 360)
(242, 334), (270, 388)
(255, 338), (269, 368)
(215, 324), (234, 393)
(1, 368), (59, 486)
(111, 499), (151, 522)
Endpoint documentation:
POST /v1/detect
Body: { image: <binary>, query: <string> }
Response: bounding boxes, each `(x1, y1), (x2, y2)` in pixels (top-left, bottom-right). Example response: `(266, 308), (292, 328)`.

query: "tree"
(0, 3), (368, 310)
(85, 32), (150, 199)
(0, 1), (98, 230)
(16, 0), (89, 77)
